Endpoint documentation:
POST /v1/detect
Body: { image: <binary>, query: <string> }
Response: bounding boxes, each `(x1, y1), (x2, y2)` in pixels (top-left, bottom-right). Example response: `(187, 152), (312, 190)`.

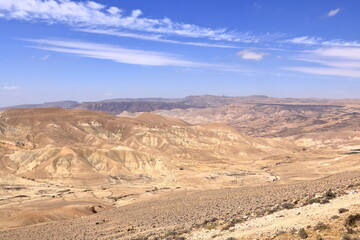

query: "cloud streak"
(285, 36), (322, 45)
(78, 28), (239, 48)
(285, 47), (360, 78)
(285, 67), (360, 78)
(2, 86), (20, 90)
(24, 38), (247, 72)
(285, 36), (360, 48)
(0, 0), (259, 43)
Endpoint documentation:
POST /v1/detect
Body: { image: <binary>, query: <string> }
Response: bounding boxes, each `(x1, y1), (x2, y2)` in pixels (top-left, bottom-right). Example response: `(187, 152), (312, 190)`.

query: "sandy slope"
(0, 107), (359, 237)
(1, 171), (360, 240)
(189, 189), (360, 239)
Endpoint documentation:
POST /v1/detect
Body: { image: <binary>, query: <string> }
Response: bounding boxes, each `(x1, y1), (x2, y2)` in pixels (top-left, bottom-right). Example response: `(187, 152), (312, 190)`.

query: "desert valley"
(0, 95), (359, 239)
(1, 0), (359, 239)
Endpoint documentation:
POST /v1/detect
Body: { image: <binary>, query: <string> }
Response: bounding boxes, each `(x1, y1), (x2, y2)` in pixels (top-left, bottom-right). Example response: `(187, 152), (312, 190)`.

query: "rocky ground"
(188, 185), (360, 240)
(1, 171), (360, 240)
(0, 102), (359, 240)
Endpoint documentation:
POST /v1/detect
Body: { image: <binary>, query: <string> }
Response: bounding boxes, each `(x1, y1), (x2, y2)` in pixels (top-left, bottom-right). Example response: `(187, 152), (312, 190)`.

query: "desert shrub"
(346, 214), (360, 227)
(339, 208), (349, 214)
(323, 190), (336, 199)
(204, 223), (217, 230)
(331, 215), (340, 220)
(304, 198), (321, 206)
(320, 199), (330, 204)
(222, 218), (242, 231)
(314, 222), (330, 231)
(342, 235), (360, 240)
(274, 230), (286, 236)
(282, 203), (295, 209)
(165, 231), (178, 237)
(203, 217), (218, 224)
(298, 228), (308, 239)
(225, 238), (236, 240)
(191, 224), (201, 229)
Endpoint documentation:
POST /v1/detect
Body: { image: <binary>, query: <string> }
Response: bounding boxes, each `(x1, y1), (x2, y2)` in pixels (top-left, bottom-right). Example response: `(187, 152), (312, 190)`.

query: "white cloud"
(322, 40), (360, 47)
(2, 86), (20, 90)
(87, 1), (105, 10)
(78, 28), (239, 48)
(27, 38), (202, 67)
(285, 67), (360, 78)
(285, 36), (360, 48)
(285, 36), (322, 45)
(24, 38), (247, 72)
(285, 47), (360, 78)
(0, 0), (259, 43)
(327, 8), (341, 17)
(236, 50), (270, 61)
(311, 47), (360, 60)
(294, 58), (360, 69)
(107, 7), (121, 15)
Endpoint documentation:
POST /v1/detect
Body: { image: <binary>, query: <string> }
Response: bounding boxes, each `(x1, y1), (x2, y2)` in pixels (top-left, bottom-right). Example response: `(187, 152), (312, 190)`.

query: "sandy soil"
(1, 171), (360, 240)
(0, 107), (359, 239)
(189, 189), (360, 239)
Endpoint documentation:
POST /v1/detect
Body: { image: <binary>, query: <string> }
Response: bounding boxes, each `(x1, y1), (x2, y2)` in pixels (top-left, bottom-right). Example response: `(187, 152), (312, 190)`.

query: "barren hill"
(0, 108), (293, 186)
(3, 96), (360, 137)
(154, 101), (360, 137)
(0, 107), (359, 237)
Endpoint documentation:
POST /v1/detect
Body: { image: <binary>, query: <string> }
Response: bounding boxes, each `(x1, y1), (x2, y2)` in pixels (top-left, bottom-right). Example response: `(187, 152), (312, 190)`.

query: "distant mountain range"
(1, 95), (268, 114)
(2, 94), (332, 115)
(2, 95), (359, 138)
(0, 100), (80, 110)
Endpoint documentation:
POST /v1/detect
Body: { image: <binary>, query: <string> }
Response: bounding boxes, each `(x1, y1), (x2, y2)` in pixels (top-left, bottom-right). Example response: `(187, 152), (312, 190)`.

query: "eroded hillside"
(0, 106), (359, 235)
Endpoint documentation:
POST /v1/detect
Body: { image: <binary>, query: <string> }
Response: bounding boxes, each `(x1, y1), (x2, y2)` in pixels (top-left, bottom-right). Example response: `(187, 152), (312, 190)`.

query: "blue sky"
(0, 0), (359, 106)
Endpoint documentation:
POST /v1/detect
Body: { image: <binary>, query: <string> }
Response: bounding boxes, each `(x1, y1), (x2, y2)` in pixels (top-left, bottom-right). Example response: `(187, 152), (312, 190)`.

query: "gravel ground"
(188, 189), (360, 239)
(1, 171), (360, 240)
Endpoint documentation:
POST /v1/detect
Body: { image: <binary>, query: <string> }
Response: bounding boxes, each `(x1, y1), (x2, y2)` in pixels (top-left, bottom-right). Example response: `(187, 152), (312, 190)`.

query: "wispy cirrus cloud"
(285, 47), (360, 78)
(0, 0), (259, 44)
(327, 8), (341, 17)
(286, 67), (360, 78)
(310, 47), (360, 60)
(78, 28), (239, 49)
(321, 40), (360, 47)
(24, 38), (248, 72)
(27, 38), (205, 67)
(2, 86), (20, 90)
(285, 36), (360, 47)
(236, 50), (270, 61)
(285, 36), (322, 45)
